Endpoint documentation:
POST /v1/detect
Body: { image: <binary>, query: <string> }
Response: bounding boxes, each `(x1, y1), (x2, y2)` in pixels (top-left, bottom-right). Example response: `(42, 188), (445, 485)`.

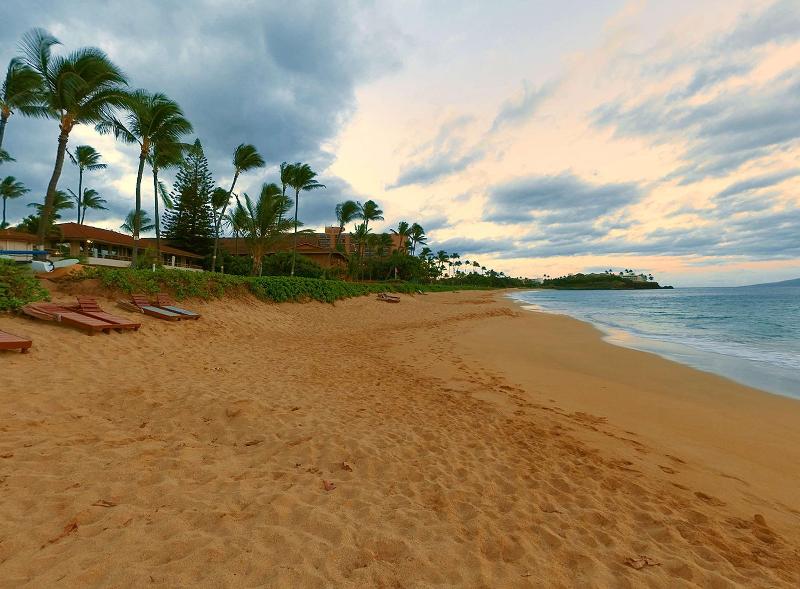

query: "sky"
(1, 0), (798, 286)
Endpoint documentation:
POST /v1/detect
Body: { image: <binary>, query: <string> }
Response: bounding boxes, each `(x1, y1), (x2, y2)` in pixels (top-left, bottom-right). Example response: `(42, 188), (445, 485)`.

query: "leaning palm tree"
(120, 209), (154, 235)
(96, 90), (191, 266)
(77, 188), (107, 224)
(0, 176), (29, 228)
(1, 57), (42, 156)
(234, 182), (293, 276)
(409, 222), (426, 255)
(19, 28), (129, 245)
(210, 143), (265, 272)
(335, 199), (359, 248)
(391, 221), (411, 255)
(287, 163), (325, 276)
(67, 145), (106, 222)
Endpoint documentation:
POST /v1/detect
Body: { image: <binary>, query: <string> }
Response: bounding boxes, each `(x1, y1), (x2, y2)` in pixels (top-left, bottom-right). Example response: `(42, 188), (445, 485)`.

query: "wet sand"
(1, 288), (798, 587)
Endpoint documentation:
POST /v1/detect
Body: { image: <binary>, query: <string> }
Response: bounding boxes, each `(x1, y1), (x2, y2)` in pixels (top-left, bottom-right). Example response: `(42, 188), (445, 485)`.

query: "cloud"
(719, 0), (800, 50)
(716, 169), (800, 199)
(0, 0), (401, 225)
(486, 172), (644, 225)
(490, 79), (557, 133)
(389, 147), (484, 189)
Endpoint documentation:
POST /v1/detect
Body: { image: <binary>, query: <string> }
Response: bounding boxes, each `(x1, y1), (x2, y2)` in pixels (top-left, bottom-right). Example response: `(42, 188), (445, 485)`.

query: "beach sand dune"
(1, 289), (798, 587)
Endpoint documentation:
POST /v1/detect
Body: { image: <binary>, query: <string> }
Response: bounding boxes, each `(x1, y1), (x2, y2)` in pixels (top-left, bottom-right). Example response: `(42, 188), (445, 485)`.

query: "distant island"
(743, 277), (800, 288)
(540, 271), (671, 290)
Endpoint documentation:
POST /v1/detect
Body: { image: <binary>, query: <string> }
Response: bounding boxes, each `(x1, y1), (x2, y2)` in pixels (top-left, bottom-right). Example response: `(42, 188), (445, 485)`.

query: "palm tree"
(356, 199), (384, 235)
(28, 190), (73, 236)
(211, 144), (265, 272)
(1, 57), (42, 157)
(377, 233), (393, 258)
(0, 149), (14, 165)
(409, 222), (426, 255)
(0, 176), (29, 228)
(96, 90), (191, 266)
(67, 145), (106, 222)
(278, 161), (293, 225)
(352, 221), (371, 279)
(223, 204), (248, 257)
(234, 182), (293, 276)
(77, 188), (107, 224)
(335, 199), (359, 248)
(436, 250), (449, 278)
(287, 163), (325, 276)
(19, 28), (129, 245)
(148, 139), (184, 259)
(121, 209), (154, 235)
(391, 221), (411, 255)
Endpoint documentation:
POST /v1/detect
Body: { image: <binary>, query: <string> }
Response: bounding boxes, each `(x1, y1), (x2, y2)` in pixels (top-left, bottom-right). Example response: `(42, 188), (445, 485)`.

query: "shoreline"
(2, 288), (798, 586)
(506, 289), (800, 399)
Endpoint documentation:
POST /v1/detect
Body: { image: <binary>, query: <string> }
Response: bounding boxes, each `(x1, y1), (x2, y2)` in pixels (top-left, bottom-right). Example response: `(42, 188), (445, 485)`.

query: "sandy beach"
(1, 287), (799, 588)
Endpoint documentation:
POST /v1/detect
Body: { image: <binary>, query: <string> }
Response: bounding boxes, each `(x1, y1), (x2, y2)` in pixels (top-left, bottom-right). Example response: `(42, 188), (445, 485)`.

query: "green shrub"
(0, 259), (50, 311)
(261, 252), (324, 278)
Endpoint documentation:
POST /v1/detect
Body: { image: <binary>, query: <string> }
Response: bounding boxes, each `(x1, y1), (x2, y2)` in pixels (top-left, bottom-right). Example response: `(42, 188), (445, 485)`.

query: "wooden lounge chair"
(22, 303), (116, 335)
(0, 329), (32, 353)
(154, 293), (200, 319)
(71, 297), (141, 331)
(118, 294), (182, 321)
(376, 292), (401, 303)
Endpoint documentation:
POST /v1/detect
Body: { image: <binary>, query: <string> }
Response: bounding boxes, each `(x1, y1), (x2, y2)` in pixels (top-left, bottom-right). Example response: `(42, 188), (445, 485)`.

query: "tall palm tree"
(0, 176), (29, 228)
(234, 182), (293, 276)
(96, 90), (191, 266)
(223, 204), (249, 257)
(335, 199), (359, 248)
(391, 220), (411, 255)
(352, 221), (371, 279)
(211, 143), (265, 272)
(436, 250), (449, 277)
(356, 200), (384, 235)
(287, 163), (325, 276)
(121, 209), (154, 235)
(77, 188), (107, 224)
(278, 161), (293, 225)
(148, 139), (184, 259)
(19, 28), (129, 245)
(67, 145), (106, 222)
(409, 222), (426, 255)
(1, 57), (42, 156)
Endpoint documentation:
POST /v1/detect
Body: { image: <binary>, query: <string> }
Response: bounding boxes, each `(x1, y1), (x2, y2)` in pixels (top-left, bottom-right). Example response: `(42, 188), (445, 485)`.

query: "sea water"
(509, 286), (800, 399)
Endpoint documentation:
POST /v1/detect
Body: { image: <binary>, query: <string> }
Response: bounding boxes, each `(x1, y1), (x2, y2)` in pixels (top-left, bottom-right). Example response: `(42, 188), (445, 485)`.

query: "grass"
(65, 267), (501, 304)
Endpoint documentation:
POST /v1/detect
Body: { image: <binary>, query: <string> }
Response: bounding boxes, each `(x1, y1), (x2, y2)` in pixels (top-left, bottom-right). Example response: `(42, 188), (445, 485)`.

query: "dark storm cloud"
(485, 172), (644, 225)
(0, 0), (401, 226)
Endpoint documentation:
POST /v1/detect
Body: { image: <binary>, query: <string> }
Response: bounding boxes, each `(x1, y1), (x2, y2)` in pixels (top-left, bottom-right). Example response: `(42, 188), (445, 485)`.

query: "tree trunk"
(2, 196), (6, 228)
(0, 112), (8, 154)
(212, 170), (238, 273)
(76, 167), (83, 223)
(37, 128), (70, 251)
(153, 166), (161, 265)
(132, 146), (146, 267)
(290, 188), (300, 276)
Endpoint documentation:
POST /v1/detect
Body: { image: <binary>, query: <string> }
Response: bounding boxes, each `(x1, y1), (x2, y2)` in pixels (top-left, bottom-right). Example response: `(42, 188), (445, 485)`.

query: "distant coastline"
(539, 272), (672, 290)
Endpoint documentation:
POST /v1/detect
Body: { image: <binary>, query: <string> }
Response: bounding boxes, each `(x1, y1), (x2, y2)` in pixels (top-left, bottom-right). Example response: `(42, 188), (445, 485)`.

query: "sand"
(1, 288), (798, 588)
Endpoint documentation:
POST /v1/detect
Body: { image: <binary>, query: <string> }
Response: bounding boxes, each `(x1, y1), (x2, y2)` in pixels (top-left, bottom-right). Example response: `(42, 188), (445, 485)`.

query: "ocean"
(509, 286), (800, 399)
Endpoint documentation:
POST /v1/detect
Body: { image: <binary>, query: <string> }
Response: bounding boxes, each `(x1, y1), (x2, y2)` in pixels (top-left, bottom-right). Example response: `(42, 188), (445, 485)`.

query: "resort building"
(217, 226), (408, 269)
(49, 223), (204, 271)
(0, 229), (39, 261)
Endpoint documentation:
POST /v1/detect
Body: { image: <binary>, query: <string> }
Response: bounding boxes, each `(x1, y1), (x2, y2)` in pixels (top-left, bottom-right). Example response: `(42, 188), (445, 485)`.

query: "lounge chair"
(71, 297), (141, 331)
(118, 294), (182, 321)
(0, 329), (32, 353)
(22, 303), (116, 335)
(154, 293), (200, 319)
(377, 292), (401, 303)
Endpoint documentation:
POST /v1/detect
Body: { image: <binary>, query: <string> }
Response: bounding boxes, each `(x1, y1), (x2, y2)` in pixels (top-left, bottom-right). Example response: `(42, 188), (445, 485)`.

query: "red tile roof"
(0, 229), (38, 243)
(54, 223), (203, 258)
